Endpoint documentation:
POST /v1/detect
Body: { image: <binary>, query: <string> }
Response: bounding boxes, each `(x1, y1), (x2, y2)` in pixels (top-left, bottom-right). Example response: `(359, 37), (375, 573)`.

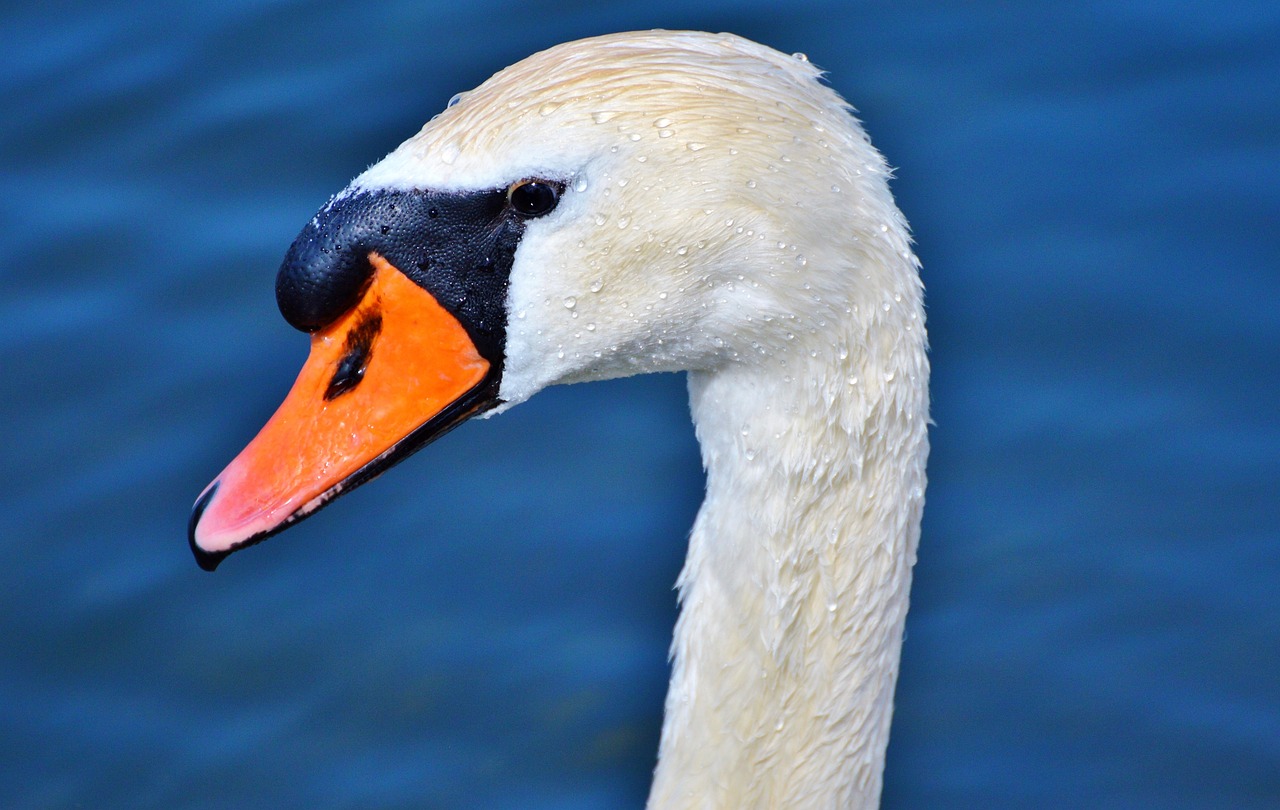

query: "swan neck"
(649, 326), (928, 809)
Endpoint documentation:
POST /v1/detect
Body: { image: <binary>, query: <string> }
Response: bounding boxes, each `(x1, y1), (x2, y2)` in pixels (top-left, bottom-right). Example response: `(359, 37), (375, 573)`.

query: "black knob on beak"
(272, 185), (527, 363)
(276, 194), (388, 333)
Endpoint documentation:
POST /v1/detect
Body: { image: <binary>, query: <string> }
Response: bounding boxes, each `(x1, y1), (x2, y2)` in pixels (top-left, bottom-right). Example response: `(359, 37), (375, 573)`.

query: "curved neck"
(648, 308), (928, 809)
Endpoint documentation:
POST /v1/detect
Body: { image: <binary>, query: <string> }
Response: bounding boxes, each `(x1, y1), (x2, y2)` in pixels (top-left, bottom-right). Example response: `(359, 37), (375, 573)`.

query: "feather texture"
(350, 31), (928, 809)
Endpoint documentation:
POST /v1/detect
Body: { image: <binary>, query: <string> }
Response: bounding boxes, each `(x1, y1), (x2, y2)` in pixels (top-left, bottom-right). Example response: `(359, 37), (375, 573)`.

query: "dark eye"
(507, 179), (562, 218)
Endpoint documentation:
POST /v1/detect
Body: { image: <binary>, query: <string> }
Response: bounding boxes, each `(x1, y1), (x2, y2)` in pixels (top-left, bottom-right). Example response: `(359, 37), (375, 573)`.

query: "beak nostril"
(325, 310), (383, 400)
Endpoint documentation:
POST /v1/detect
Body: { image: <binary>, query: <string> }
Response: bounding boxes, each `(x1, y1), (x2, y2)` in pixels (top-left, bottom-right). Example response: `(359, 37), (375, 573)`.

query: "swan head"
(189, 30), (917, 569)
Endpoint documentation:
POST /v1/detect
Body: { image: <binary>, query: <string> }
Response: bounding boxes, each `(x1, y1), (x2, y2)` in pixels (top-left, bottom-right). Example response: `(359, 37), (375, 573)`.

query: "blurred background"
(2, 1), (1276, 807)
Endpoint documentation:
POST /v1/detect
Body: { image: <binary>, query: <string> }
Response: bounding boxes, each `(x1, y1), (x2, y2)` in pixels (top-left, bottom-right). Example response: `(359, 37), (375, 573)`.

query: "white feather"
(355, 31), (928, 810)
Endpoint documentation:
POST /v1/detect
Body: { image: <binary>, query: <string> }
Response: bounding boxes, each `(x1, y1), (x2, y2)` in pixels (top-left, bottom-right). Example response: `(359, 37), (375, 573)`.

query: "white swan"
(190, 30), (928, 809)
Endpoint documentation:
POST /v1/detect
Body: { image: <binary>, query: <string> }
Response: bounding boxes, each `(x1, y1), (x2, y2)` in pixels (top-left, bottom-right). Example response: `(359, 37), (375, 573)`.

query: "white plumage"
(346, 31), (928, 809)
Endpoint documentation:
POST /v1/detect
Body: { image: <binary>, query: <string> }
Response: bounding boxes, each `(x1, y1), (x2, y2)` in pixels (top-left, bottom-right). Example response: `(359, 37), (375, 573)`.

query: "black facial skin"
(279, 187), (522, 364)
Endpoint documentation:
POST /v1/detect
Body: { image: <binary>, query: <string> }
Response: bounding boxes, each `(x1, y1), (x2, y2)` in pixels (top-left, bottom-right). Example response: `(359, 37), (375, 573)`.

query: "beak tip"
(189, 483), (228, 572)
(191, 542), (226, 572)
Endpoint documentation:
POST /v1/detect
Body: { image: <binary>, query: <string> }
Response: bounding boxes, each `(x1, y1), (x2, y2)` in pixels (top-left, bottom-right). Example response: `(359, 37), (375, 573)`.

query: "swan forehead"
(353, 31), (849, 193)
(339, 31), (912, 407)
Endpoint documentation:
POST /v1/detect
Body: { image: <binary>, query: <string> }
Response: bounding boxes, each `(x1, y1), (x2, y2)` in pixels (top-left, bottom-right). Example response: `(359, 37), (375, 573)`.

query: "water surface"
(2, 2), (1277, 807)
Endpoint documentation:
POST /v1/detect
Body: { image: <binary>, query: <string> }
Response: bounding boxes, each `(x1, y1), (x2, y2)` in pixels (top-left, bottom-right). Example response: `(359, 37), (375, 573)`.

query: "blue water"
(2, 1), (1277, 807)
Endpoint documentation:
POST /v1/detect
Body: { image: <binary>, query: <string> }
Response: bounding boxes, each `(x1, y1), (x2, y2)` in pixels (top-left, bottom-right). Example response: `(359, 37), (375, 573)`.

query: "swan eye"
(507, 179), (562, 218)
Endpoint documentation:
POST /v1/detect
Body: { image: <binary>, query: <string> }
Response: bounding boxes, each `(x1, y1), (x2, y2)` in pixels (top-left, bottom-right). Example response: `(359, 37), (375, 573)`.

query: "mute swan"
(190, 30), (928, 809)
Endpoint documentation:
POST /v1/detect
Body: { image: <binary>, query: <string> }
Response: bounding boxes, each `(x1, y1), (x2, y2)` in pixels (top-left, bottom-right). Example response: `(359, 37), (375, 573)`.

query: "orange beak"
(189, 253), (495, 570)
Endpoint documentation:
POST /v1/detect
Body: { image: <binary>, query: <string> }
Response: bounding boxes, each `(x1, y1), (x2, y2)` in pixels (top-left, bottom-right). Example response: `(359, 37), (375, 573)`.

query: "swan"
(189, 30), (928, 809)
